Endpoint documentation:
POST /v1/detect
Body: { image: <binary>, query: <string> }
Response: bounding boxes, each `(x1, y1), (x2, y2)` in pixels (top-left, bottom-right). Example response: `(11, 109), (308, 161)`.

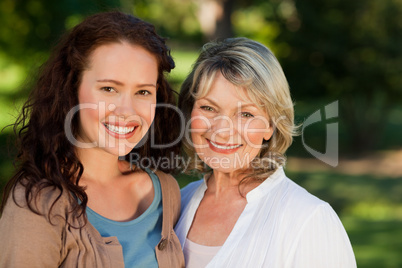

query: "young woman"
(0, 11), (184, 268)
(176, 37), (356, 267)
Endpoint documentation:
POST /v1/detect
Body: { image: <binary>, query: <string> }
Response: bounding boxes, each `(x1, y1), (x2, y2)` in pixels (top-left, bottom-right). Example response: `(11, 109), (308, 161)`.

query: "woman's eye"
(241, 112), (254, 118)
(137, 90), (151, 96)
(101, 87), (116, 93)
(200, 106), (214, 112)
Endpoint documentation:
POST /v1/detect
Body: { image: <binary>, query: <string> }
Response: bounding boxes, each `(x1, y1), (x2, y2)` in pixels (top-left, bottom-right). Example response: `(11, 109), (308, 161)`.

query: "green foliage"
(232, 3), (280, 47)
(0, 0), (125, 64)
(168, 48), (198, 89)
(285, 0), (402, 99)
(224, 0), (402, 152)
(132, 0), (202, 42)
(273, 0), (402, 152)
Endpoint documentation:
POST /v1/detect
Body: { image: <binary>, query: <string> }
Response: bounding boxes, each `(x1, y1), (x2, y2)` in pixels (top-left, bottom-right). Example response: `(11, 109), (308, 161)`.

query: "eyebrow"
(96, 79), (156, 88)
(240, 103), (259, 109)
(202, 97), (258, 109)
(202, 97), (220, 107)
(97, 79), (124, 86)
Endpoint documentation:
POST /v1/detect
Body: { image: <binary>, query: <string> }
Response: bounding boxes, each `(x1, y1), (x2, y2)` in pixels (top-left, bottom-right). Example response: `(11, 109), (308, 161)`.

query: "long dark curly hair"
(1, 11), (182, 222)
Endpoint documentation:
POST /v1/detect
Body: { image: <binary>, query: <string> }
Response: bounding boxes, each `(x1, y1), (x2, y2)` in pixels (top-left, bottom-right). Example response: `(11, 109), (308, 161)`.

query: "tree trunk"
(197, 0), (235, 41)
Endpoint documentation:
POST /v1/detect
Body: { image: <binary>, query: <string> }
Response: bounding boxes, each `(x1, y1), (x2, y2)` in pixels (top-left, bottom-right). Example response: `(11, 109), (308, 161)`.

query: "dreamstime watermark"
(64, 100), (339, 168)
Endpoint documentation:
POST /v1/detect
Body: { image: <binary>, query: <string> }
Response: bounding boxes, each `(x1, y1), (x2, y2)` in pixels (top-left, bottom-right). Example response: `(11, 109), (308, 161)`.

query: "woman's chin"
(101, 143), (138, 158)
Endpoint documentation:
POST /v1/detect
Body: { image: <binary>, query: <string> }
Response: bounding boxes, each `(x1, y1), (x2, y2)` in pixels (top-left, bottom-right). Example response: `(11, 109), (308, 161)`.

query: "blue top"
(86, 168), (162, 268)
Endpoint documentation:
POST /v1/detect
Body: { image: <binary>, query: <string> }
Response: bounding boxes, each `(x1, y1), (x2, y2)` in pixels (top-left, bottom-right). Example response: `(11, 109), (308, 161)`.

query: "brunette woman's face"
(76, 42), (158, 156)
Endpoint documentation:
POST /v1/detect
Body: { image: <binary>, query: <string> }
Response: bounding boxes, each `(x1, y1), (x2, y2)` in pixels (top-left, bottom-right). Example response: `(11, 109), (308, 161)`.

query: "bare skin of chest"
(83, 171), (154, 222)
(187, 188), (247, 246)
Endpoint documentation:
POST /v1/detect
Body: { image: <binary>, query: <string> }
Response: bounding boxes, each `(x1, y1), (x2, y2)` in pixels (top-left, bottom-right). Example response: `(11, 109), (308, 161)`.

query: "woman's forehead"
(196, 72), (265, 109)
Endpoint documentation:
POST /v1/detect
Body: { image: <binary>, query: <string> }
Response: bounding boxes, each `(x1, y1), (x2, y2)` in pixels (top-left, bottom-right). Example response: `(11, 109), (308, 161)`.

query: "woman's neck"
(207, 169), (259, 198)
(75, 147), (122, 184)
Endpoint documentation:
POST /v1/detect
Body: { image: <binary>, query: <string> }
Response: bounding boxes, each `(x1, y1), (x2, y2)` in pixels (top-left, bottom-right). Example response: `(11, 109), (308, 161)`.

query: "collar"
(200, 167), (286, 203)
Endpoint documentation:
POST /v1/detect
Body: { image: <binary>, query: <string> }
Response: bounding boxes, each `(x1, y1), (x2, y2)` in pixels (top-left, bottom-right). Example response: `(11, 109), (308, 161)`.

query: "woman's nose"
(113, 95), (136, 118)
(210, 115), (237, 140)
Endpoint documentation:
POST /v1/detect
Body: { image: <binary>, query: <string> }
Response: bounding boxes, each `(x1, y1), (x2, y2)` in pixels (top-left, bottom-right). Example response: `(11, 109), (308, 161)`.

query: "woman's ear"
(263, 125), (273, 141)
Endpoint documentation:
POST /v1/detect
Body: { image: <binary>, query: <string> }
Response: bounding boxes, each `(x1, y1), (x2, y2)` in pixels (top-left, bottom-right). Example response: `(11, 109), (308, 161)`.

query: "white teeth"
(105, 124), (135, 134)
(209, 140), (242, 150)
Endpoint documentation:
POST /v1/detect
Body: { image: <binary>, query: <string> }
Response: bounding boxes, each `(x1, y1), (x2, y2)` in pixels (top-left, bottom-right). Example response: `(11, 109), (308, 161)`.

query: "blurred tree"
(132, 0), (202, 43)
(269, 0), (402, 153)
(0, 0), (126, 65)
(227, 0), (402, 153)
(212, 0), (402, 153)
(133, 0), (402, 153)
(196, 0), (234, 40)
(1, 0), (400, 153)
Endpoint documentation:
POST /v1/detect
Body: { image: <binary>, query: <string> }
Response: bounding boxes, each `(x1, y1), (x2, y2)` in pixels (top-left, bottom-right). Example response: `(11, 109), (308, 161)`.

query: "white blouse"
(175, 167), (357, 268)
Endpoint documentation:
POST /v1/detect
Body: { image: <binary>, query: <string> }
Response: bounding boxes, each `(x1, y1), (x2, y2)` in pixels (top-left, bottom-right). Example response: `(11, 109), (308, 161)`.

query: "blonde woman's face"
(190, 72), (273, 173)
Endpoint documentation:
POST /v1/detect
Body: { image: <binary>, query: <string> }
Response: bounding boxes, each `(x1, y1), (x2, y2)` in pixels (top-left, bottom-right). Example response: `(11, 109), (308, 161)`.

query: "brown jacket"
(0, 171), (184, 268)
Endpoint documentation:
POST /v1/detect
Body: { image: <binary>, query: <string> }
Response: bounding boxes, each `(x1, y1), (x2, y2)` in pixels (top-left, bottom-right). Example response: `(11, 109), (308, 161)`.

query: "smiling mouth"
(104, 123), (136, 135)
(209, 140), (242, 150)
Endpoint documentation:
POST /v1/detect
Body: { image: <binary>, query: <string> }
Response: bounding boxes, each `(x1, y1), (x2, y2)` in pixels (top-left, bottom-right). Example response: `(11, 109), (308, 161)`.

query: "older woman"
(175, 37), (356, 267)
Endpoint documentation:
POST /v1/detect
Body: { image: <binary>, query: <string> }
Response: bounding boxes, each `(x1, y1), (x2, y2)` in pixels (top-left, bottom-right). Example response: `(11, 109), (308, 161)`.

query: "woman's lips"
(206, 139), (242, 154)
(103, 122), (139, 139)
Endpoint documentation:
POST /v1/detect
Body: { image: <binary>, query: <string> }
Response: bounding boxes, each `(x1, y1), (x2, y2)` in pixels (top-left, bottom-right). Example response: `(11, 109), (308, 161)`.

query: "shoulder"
(253, 169), (341, 230)
(154, 170), (181, 220)
(276, 172), (330, 213)
(0, 182), (73, 266)
(4, 181), (72, 218)
(276, 177), (356, 266)
(154, 170), (180, 195)
(268, 172), (344, 232)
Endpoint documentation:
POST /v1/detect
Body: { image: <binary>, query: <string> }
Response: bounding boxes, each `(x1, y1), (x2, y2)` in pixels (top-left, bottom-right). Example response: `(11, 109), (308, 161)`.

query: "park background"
(0, 0), (401, 267)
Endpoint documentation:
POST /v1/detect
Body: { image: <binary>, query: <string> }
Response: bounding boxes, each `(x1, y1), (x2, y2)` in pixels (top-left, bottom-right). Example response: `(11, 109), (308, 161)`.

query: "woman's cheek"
(190, 109), (211, 132)
(136, 99), (157, 127)
(190, 110), (210, 148)
(191, 118), (209, 131)
(243, 120), (268, 149)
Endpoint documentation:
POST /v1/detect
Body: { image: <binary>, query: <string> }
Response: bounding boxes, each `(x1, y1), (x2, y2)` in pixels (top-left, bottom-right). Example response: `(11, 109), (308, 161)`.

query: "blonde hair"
(179, 37), (297, 180)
